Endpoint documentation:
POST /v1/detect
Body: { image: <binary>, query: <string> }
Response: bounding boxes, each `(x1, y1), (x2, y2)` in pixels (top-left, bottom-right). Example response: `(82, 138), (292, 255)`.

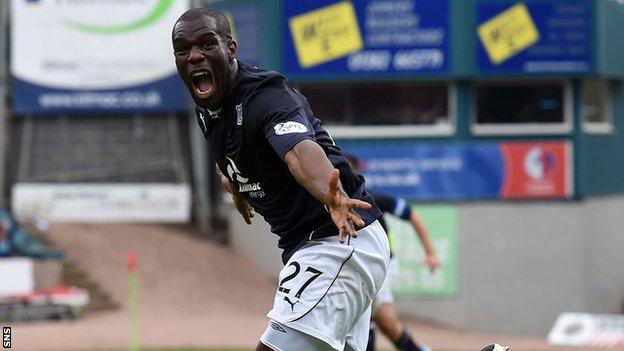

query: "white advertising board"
(11, 0), (189, 113)
(549, 313), (624, 348)
(12, 183), (191, 223)
(0, 258), (35, 296)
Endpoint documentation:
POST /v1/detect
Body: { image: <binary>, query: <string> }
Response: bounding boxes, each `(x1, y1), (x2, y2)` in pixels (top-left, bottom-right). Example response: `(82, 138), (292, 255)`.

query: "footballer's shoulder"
(238, 60), (284, 79)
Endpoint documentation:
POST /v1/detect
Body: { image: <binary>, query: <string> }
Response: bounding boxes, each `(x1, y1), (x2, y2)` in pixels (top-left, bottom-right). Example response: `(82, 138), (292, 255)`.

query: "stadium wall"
(580, 82), (624, 195)
(597, 0), (624, 76)
(399, 198), (624, 336)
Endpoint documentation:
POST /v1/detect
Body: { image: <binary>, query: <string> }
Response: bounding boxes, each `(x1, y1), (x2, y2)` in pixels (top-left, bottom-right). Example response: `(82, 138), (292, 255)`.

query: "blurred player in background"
(172, 8), (390, 351)
(345, 153), (440, 351)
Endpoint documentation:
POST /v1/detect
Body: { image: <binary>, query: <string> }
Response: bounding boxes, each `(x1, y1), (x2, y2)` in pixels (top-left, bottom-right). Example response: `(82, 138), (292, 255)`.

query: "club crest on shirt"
(274, 121), (308, 135)
(235, 103), (243, 126)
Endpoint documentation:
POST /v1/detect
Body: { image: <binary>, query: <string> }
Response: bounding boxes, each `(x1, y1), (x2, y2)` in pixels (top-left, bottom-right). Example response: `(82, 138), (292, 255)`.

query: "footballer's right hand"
(327, 169), (372, 243)
(232, 194), (254, 225)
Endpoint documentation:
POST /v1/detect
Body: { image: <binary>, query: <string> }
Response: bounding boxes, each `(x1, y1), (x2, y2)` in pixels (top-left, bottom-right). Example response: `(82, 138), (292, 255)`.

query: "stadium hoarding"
(11, 183), (191, 223)
(282, 0), (449, 77)
(211, 2), (264, 68)
(386, 205), (458, 298)
(0, 258), (34, 296)
(10, 0), (189, 114)
(341, 141), (573, 200)
(548, 313), (624, 347)
(476, 1), (592, 73)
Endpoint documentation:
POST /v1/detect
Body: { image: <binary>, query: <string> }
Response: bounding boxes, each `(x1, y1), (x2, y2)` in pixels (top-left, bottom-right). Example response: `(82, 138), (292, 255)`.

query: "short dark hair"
(175, 8), (232, 40)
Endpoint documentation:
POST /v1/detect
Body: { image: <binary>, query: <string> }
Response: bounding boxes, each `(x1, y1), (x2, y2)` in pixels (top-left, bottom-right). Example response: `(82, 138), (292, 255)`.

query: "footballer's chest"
(214, 127), (271, 200)
(222, 156), (266, 199)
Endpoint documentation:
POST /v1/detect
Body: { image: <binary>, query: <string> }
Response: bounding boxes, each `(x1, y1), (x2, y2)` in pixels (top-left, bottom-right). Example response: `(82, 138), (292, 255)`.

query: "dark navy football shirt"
(370, 191), (411, 221)
(196, 61), (381, 263)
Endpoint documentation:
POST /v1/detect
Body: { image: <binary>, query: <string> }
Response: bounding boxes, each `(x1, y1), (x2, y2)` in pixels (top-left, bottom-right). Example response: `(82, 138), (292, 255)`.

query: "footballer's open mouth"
(190, 70), (215, 99)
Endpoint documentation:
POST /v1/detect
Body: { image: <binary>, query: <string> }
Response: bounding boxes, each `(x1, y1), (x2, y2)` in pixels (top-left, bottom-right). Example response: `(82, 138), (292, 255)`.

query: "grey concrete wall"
(227, 197), (624, 336)
(400, 202), (587, 336)
(398, 198), (624, 336)
(584, 197), (624, 314)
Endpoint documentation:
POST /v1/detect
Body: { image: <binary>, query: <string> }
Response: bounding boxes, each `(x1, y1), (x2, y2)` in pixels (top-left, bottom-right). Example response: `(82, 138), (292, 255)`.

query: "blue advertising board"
(341, 141), (573, 200)
(477, 1), (592, 73)
(12, 78), (187, 115)
(283, 0), (449, 77)
(214, 4), (264, 68)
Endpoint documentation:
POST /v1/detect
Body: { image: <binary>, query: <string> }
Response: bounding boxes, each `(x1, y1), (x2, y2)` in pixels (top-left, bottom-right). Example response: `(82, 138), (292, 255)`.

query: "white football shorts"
(374, 256), (400, 308)
(261, 220), (390, 351)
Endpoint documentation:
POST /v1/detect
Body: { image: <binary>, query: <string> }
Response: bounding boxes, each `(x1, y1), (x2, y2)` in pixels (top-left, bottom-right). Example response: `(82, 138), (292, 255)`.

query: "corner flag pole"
(127, 250), (139, 351)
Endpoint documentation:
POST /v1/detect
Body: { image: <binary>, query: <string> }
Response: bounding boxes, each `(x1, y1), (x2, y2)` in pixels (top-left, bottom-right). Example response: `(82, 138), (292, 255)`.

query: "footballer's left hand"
(327, 169), (372, 243)
(232, 193), (254, 225)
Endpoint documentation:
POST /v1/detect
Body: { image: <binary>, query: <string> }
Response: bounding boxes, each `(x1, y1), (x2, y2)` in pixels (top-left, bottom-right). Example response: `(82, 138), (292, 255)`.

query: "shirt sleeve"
(391, 197), (411, 220)
(249, 87), (315, 159)
(264, 112), (315, 159)
(371, 191), (411, 220)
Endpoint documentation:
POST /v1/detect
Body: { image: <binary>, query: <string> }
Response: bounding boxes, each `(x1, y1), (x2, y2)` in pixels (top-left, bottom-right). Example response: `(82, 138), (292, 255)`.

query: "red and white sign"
(500, 141), (573, 199)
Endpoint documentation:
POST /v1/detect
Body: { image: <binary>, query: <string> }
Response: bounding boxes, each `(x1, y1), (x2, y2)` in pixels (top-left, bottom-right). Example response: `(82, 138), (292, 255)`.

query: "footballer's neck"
(225, 59), (239, 99)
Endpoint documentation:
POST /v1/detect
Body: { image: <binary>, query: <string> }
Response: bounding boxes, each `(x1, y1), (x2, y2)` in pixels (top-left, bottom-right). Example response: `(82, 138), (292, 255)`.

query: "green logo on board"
(65, 0), (174, 35)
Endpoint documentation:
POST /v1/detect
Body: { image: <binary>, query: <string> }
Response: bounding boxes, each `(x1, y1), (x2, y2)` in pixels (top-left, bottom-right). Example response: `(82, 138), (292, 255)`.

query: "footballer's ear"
(227, 39), (237, 61)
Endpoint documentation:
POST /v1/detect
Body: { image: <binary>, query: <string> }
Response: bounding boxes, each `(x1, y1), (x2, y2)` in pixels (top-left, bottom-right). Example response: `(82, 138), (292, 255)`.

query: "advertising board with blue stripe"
(341, 141), (573, 200)
(477, 1), (592, 73)
(11, 0), (189, 114)
(283, 0), (449, 77)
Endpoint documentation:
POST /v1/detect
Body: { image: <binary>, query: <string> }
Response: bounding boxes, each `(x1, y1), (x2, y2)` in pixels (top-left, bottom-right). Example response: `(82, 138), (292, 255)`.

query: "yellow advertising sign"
(477, 3), (540, 65)
(289, 1), (363, 68)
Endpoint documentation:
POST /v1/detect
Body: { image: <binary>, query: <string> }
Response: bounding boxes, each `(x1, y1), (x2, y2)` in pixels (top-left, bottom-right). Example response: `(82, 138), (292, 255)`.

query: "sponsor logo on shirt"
(246, 189), (265, 198)
(238, 183), (262, 192)
(225, 157), (265, 198)
(226, 157), (249, 183)
(274, 121), (308, 135)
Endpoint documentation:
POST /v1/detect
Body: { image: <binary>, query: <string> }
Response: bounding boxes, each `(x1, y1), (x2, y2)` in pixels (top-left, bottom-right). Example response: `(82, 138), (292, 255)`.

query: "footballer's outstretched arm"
(284, 139), (372, 242)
